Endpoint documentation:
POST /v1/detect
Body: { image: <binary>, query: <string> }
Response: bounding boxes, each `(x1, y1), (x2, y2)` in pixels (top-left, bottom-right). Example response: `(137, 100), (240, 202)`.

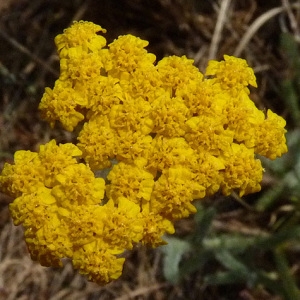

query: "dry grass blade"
(0, 26), (58, 76)
(115, 283), (169, 300)
(282, 0), (300, 40)
(234, 3), (300, 56)
(209, 0), (232, 60)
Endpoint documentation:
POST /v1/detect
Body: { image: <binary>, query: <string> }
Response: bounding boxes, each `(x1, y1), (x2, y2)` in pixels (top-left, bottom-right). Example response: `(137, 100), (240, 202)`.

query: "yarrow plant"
(0, 21), (287, 285)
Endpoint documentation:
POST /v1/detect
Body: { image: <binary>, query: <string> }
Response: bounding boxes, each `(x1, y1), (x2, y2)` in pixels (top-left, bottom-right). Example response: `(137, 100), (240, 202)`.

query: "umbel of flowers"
(0, 21), (287, 285)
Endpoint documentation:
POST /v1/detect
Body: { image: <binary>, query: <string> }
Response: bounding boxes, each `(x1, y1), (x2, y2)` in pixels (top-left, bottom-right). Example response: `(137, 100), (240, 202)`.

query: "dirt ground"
(0, 1), (298, 299)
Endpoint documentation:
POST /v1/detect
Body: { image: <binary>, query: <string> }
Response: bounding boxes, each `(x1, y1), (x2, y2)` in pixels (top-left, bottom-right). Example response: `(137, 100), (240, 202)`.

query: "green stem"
(274, 248), (300, 300)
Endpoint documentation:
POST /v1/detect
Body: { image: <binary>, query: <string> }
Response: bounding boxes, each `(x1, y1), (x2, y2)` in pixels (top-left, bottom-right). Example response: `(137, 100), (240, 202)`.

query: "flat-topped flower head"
(0, 21), (288, 285)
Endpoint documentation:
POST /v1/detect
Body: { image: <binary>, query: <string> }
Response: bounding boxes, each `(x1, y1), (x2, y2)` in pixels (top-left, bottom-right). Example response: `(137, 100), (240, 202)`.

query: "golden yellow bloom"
(0, 150), (44, 197)
(101, 198), (144, 248)
(9, 186), (56, 227)
(115, 131), (153, 164)
(51, 163), (105, 209)
(151, 167), (202, 219)
(59, 46), (105, 81)
(85, 75), (123, 117)
(55, 21), (106, 56)
(205, 54), (257, 96)
(185, 115), (234, 157)
(31, 214), (72, 265)
(254, 110), (288, 159)
(188, 153), (224, 197)
(120, 63), (163, 102)
(141, 212), (175, 247)
(39, 81), (86, 131)
(1, 20), (288, 286)
(106, 34), (156, 78)
(225, 91), (265, 148)
(177, 79), (227, 117)
(221, 144), (263, 196)
(106, 162), (154, 207)
(10, 187), (72, 267)
(77, 116), (116, 170)
(65, 205), (105, 247)
(38, 140), (82, 188)
(147, 136), (195, 175)
(109, 96), (154, 134)
(157, 55), (203, 96)
(151, 94), (190, 137)
(26, 236), (64, 268)
(72, 245), (125, 285)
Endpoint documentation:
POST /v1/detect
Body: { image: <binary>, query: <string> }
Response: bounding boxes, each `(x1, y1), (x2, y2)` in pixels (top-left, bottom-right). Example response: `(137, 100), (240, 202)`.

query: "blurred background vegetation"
(0, 0), (300, 299)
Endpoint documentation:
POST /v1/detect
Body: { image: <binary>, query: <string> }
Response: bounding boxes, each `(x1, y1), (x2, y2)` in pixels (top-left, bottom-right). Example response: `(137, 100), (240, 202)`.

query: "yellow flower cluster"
(0, 21), (287, 285)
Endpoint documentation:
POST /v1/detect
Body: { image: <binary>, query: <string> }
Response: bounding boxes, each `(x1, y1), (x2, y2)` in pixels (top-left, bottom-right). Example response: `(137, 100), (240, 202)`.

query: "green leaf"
(280, 32), (300, 68)
(202, 234), (258, 254)
(215, 250), (250, 275)
(281, 79), (300, 125)
(179, 249), (214, 278)
(280, 32), (300, 93)
(204, 270), (248, 286)
(274, 248), (300, 300)
(191, 204), (216, 245)
(161, 236), (191, 284)
(255, 182), (285, 212)
(256, 226), (300, 249)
